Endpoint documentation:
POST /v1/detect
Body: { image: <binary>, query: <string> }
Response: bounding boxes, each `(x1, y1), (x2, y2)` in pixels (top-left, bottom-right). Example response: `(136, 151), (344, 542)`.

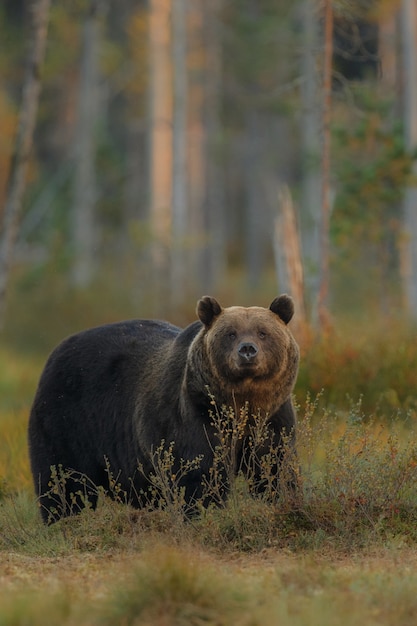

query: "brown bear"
(28, 294), (299, 523)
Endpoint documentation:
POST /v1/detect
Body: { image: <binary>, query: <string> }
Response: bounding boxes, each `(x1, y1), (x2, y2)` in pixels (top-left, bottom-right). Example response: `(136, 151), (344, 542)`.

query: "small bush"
(295, 398), (417, 547)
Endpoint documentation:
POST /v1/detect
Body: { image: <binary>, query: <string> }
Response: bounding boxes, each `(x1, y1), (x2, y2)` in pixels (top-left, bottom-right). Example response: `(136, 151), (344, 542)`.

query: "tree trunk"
(171, 0), (188, 304)
(400, 0), (417, 316)
(317, 0), (333, 329)
(378, 4), (398, 94)
(300, 0), (321, 320)
(244, 109), (264, 289)
(274, 184), (306, 339)
(148, 0), (172, 308)
(71, 0), (103, 288)
(0, 0), (51, 325)
(200, 0), (226, 293)
(187, 0), (207, 289)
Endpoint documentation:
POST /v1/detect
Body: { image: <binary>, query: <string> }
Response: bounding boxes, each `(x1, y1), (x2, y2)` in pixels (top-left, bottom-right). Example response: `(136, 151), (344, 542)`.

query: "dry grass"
(2, 543), (417, 625)
(2, 344), (417, 624)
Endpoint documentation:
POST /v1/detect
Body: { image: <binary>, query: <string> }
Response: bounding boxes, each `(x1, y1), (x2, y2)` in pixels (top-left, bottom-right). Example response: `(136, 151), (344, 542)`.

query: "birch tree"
(0, 0), (51, 325)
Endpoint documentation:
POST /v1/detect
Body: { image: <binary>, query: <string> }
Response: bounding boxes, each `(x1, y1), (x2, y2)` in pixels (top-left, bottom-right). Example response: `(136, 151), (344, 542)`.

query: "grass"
(2, 326), (417, 624)
(2, 544), (417, 625)
(0, 348), (40, 495)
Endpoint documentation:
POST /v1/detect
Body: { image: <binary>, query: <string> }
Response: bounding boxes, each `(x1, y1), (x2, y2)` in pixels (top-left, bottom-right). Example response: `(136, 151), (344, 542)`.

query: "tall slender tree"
(148, 0), (172, 306)
(71, 0), (104, 288)
(201, 0), (225, 293)
(0, 0), (51, 325)
(301, 0), (321, 320)
(187, 0), (207, 288)
(171, 0), (188, 303)
(317, 0), (334, 329)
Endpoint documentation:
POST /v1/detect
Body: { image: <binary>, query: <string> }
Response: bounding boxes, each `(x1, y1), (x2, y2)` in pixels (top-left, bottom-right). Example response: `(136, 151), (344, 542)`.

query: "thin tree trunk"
(171, 0), (188, 304)
(400, 0), (417, 316)
(317, 0), (333, 329)
(200, 0), (225, 293)
(0, 0), (51, 325)
(187, 0), (206, 289)
(245, 109), (263, 288)
(72, 0), (102, 288)
(378, 5), (398, 93)
(148, 0), (172, 308)
(301, 0), (321, 320)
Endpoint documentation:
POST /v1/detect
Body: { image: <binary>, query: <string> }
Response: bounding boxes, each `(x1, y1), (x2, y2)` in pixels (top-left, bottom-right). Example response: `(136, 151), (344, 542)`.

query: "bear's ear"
(197, 296), (222, 328)
(269, 294), (294, 325)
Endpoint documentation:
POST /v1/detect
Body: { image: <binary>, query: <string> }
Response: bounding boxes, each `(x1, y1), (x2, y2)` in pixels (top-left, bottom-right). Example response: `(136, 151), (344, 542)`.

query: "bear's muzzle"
(237, 342), (259, 365)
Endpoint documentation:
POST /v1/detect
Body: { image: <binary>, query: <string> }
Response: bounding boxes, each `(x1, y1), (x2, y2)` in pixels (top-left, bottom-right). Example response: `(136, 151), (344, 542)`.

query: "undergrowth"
(2, 395), (417, 555)
(298, 318), (417, 414)
(195, 395), (417, 552)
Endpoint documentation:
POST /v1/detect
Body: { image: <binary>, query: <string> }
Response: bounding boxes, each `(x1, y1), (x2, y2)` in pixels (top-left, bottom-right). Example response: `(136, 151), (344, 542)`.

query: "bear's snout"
(237, 341), (258, 363)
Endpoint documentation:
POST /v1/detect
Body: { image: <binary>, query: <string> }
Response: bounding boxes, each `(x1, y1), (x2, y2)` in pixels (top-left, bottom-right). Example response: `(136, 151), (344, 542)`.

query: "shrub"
(196, 395), (417, 552)
(296, 397), (417, 548)
(297, 320), (417, 415)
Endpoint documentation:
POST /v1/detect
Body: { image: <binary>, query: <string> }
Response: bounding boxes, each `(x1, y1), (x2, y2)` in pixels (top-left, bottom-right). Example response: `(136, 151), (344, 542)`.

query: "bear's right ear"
(269, 294), (294, 325)
(197, 296), (222, 328)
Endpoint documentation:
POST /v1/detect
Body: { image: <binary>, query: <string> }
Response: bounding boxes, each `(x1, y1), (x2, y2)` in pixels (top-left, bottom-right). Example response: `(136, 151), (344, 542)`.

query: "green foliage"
(334, 118), (409, 227)
(222, 0), (297, 124)
(331, 87), (416, 301)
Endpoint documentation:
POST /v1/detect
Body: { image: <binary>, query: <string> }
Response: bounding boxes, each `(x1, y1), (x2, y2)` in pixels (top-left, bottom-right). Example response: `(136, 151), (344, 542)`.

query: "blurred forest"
(1, 0), (417, 351)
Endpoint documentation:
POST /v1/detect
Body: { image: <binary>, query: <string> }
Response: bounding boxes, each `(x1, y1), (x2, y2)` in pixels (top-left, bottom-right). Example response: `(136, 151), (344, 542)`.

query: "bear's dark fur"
(28, 295), (299, 522)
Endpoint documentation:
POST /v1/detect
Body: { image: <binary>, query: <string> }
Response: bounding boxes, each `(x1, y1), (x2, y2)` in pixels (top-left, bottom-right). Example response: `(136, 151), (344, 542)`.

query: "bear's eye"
(228, 331), (237, 340)
(258, 331), (267, 339)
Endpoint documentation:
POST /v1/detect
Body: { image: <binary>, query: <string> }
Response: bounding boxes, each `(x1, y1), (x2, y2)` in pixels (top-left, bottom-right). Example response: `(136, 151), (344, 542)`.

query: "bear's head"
(192, 295), (299, 415)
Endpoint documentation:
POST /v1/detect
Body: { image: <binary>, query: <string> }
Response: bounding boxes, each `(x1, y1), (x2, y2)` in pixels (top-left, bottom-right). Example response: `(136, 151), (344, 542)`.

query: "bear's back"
(31, 321), (176, 415)
(33, 319), (204, 411)
(49, 319), (180, 362)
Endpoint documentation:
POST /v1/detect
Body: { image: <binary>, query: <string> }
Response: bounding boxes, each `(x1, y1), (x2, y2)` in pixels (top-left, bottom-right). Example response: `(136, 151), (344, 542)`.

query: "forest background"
(1, 4), (417, 621)
(1, 0), (417, 411)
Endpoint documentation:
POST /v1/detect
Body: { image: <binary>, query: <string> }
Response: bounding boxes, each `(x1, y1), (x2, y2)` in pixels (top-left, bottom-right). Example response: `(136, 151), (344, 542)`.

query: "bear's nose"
(238, 342), (258, 361)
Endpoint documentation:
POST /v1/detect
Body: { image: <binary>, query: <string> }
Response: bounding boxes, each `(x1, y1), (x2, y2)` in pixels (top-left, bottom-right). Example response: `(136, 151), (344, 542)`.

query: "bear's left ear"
(197, 296), (222, 328)
(269, 294), (294, 325)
